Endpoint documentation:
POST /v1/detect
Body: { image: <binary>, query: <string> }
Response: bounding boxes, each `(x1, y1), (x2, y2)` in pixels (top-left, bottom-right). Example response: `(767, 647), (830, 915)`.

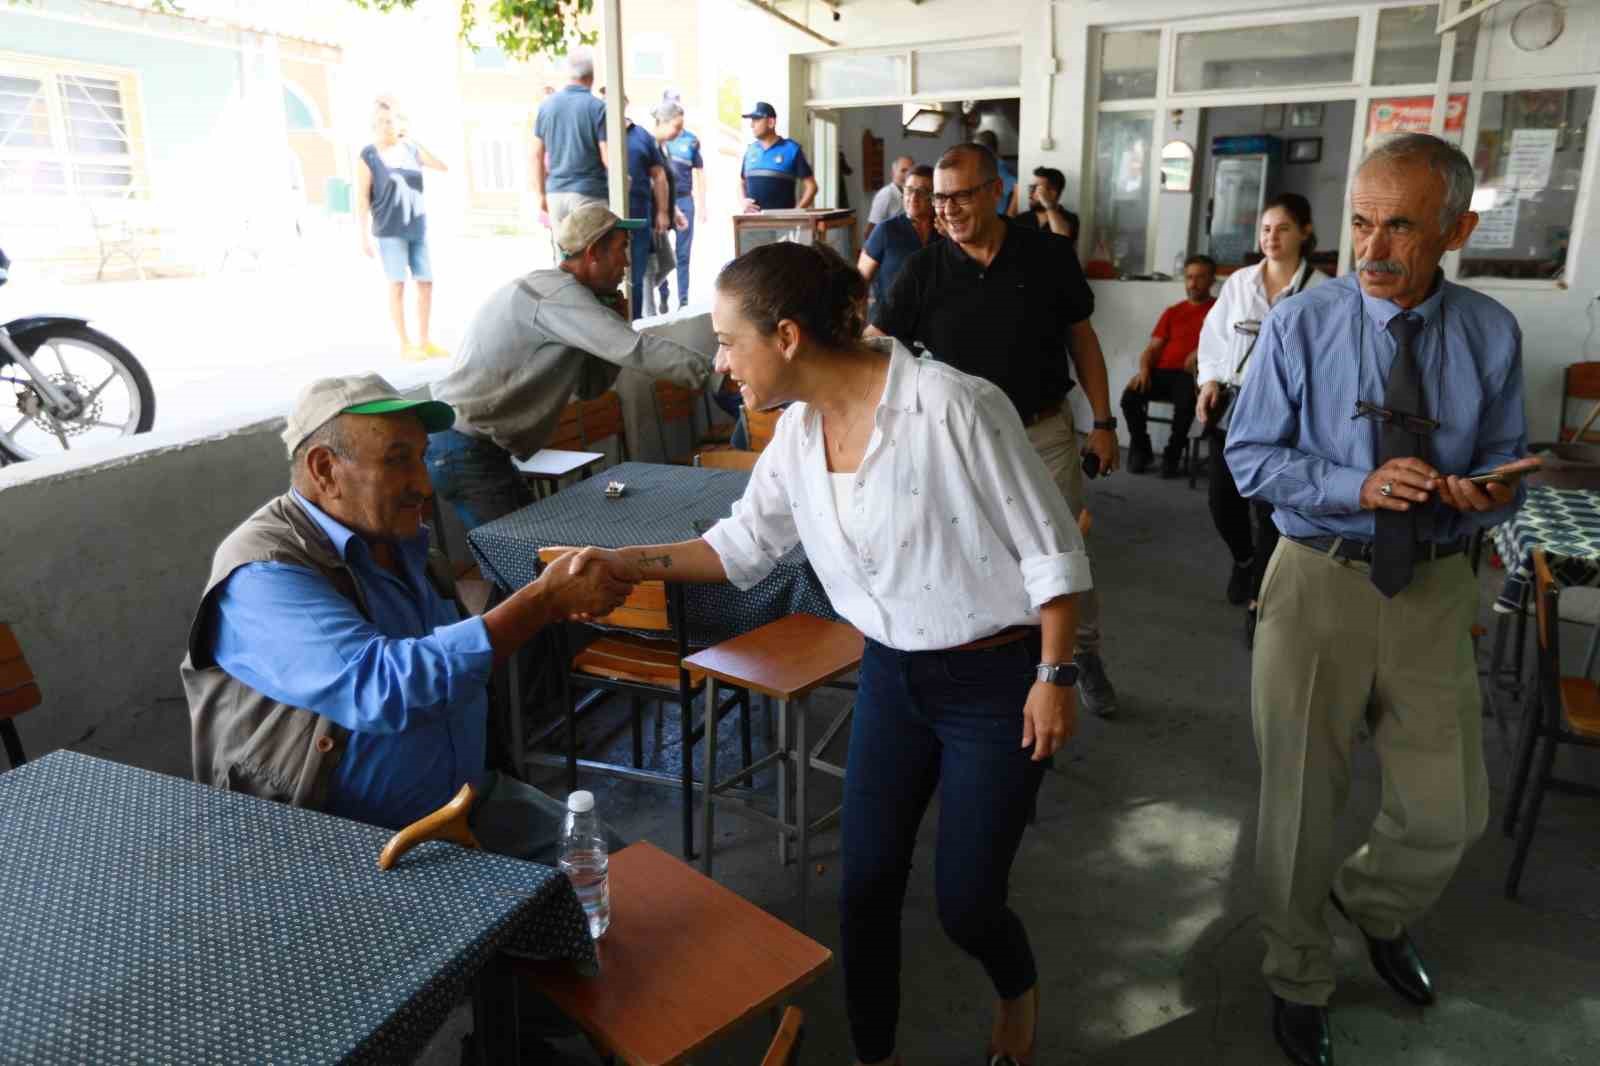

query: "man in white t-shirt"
(864, 155), (913, 240)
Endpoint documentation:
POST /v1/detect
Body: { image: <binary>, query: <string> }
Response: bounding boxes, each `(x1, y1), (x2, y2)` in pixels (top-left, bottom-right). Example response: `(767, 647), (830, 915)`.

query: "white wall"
(0, 313), (717, 775)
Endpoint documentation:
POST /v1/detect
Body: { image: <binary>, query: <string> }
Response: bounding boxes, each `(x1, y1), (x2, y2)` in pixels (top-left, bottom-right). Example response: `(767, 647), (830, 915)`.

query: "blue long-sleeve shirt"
(211, 491), (493, 829)
(1224, 272), (1527, 543)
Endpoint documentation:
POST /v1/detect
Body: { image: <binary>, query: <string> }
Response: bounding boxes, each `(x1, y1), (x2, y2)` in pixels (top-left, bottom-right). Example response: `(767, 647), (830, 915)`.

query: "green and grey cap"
(282, 372), (455, 457)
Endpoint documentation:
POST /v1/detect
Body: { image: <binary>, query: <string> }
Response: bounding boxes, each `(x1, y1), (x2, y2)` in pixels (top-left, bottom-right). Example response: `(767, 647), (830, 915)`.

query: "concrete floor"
(514, 463), (1600, 1066)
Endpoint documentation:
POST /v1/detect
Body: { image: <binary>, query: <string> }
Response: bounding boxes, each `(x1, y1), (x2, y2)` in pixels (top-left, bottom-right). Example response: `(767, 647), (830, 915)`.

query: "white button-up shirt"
(1196, 259), (1329, 388)
(703, 340), (1093, 651)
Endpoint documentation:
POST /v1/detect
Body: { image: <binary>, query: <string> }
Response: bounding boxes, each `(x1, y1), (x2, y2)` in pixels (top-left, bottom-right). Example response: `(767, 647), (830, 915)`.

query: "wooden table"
(516, 841), (833, 1066)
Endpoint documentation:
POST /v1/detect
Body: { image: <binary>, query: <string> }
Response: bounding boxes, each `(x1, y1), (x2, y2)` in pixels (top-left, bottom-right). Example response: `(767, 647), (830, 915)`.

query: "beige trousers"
(1025, 406), (1100, 654)
(1252, 538), (1489, 1005)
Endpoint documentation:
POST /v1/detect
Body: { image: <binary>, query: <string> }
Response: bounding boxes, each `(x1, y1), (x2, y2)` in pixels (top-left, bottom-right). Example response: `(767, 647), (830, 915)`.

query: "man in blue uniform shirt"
(1225, 133), (1527, 1066)
(624, 112), (670, 320)
(739, 101), (816, 212)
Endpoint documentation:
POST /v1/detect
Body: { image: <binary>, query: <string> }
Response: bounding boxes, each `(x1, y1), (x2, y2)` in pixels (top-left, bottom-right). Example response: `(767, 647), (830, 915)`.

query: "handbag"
(1210, 260), (1311, 436)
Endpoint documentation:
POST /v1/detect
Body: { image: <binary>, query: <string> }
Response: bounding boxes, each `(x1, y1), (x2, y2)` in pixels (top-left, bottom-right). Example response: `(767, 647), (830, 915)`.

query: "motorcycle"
(0, 246), (155, 463)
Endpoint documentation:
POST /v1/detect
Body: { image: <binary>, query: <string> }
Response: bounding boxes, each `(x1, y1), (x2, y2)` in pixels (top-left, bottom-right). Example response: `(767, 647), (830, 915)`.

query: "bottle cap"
(567, 790), (595, 813)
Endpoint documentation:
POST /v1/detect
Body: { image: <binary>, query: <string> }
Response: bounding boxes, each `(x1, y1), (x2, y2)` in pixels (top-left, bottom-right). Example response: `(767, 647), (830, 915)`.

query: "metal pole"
(601, 0), (629, 300)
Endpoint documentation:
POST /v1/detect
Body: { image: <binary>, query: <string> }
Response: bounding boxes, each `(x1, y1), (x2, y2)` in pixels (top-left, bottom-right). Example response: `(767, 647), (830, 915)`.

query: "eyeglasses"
(1352, 400), (1439, 435)
(931, 182), (993, 210)
(903, 187), (932, 200)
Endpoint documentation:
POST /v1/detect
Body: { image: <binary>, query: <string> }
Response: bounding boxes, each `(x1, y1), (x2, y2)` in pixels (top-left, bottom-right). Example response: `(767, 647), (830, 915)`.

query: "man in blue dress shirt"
(1225, 133), (1527, 1066)
(739, 101), (816, 212)
(183, 374), (633, 864)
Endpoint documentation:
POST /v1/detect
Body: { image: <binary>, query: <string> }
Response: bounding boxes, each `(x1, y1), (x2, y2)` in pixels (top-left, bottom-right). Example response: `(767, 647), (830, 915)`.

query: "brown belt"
(949, 626), (1035, 653)
(1022, 405), (1062, 428)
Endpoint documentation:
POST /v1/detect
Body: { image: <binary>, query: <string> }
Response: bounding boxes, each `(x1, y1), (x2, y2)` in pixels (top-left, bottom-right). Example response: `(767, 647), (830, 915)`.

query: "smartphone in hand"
(1464, 456), (1542, 487)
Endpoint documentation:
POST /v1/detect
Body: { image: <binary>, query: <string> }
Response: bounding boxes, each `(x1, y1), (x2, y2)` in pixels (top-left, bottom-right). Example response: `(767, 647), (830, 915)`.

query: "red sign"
(1367, 95), (1468, 145)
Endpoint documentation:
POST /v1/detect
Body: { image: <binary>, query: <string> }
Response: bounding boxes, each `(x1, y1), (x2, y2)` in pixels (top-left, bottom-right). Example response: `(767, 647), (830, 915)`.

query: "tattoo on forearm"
(637, 553), (673, 570)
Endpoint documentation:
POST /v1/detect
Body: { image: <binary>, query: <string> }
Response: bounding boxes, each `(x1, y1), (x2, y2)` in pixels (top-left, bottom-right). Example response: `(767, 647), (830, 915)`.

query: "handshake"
(535, 546), (645, 622)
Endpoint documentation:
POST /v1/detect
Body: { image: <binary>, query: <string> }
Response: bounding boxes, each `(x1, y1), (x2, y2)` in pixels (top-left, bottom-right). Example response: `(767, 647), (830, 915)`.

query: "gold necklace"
(827, 371), (877, 456)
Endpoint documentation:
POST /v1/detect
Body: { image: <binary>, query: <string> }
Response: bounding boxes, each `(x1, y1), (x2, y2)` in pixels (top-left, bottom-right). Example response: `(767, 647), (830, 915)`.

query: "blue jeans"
(662, 196), (695, 307)
(376, 235), (432, 281)
(426, 429), (531, 533)
(840, 633), (1046, 1062)
(629, 224), (655, 321)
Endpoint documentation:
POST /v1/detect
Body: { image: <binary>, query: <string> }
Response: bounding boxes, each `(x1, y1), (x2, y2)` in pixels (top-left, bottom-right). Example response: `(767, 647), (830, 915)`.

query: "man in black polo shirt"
(868, 141), (1121, 717)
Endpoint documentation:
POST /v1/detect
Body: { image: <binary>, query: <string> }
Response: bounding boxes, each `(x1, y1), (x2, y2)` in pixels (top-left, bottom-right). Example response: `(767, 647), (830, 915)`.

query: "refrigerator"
(1205, 135), (1281, 267)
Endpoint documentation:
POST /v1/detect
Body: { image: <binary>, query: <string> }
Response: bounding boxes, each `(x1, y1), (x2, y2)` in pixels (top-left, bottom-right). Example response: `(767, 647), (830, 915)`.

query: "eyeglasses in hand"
(1352, 399), (1439, 435)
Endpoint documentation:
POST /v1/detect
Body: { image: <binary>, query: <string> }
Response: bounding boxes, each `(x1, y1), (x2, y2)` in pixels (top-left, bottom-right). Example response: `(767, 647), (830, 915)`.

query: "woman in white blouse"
(589, 242), (1092, 1066)
(1195, 193), (1329, 644)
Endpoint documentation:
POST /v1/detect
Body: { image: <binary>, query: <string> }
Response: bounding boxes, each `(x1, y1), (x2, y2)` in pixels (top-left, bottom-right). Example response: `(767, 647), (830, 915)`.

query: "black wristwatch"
(1035, 662), (1080, 687)
(1092, 418), (1118, 431)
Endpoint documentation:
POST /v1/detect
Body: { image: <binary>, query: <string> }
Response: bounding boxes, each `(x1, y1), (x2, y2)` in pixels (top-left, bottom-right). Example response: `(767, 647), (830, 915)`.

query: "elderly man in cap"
(1225, 132), (1528, 1066)
(182, 373), (634, 863)
(430, 202), (724, 530)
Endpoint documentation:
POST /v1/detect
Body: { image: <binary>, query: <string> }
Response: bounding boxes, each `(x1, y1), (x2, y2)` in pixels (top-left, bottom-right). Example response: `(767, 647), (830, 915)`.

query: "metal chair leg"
(739, 689), (754, 772)
(680, 691), (696, 861)
(1502, 685), (1544, 837)
(1505, 730), (1558, 900)
(630, 695), (644, 769)
(776, 698), (790, 866)
(795, 695), (809, 931)
(703, 677), (718, 875)
(0, 720), (25, 768)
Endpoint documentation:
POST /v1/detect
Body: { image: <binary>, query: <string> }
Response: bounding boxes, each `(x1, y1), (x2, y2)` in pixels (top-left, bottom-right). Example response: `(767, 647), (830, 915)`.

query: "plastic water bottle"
(558, 790), (610, 939)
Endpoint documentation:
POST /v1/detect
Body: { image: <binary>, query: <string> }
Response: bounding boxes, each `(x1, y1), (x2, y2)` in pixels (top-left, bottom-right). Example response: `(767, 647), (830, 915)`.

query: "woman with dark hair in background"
(1195, 192), (1329, 644)
(585, 241), (1093, 1066)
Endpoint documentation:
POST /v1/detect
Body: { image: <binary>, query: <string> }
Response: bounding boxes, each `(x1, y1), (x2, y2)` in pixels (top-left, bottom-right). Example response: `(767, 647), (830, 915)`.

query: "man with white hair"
(531, 48), (609, 259)
(864, 154), (913, 241)
(1225, 132), (1528, 1066)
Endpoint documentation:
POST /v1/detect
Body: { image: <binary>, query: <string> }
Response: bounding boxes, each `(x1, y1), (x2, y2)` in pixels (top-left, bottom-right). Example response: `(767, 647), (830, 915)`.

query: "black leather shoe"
(1272, 995), (1332, 1066)
(1329, 893), (1435, 1006)
(1128, 440), (1153, 475)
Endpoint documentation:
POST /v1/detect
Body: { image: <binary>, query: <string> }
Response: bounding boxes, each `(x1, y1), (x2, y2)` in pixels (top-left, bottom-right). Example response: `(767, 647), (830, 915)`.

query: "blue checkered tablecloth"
(468, 461), (838, 645)
(1491, 486), (1600, 612)
(0, 752), (597, 1065)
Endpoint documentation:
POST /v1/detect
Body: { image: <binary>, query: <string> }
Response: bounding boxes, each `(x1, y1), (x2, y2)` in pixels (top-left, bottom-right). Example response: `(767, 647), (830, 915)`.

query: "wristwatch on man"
(1035, 661), (1080, 687)
(1092, 418), (1118, 431)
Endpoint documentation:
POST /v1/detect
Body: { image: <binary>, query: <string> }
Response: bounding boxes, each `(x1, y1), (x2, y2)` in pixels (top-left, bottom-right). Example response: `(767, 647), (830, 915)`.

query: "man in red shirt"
(1122, 254), (1217, 477)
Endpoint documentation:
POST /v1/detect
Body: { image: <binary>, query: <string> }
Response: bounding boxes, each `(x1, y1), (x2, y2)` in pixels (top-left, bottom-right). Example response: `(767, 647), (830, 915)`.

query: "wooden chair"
(745, 406), (783, 453)
(1558, 362), (1600, 442)
(0, 623), (41, 769)
(653, 380), (702, 465)
(536, 547), (750, 860)
(694, 450), (759, 471)
(684, 613), (864, 927)
(519, 400), (608, 499)
(579, 389), (630, 462)
(515, 841), (830, 1066)
(1502, 549), (1600, 899)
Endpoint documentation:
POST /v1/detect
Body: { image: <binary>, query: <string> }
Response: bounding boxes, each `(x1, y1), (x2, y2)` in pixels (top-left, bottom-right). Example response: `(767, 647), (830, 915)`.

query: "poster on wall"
(1469, 195), (1519, 250)
(1365, 95), (1467, 148)
(1506, 127), (1558, 195)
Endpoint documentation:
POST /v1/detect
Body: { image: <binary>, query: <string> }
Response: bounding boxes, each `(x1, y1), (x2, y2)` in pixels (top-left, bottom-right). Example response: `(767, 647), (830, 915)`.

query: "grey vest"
(181, 494), (360, 809)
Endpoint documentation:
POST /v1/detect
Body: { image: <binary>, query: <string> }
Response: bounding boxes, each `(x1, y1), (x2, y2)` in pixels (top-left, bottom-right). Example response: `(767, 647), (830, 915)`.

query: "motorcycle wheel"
(0, 323), (154, 462)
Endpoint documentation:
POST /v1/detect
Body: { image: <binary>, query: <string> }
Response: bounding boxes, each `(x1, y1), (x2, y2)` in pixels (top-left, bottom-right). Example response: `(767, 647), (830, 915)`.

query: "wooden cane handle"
(377, 781), (481, 870)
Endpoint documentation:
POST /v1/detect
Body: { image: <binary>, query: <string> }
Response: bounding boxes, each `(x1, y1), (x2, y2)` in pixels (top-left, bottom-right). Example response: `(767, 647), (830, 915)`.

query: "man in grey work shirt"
(429, 203), (722, 530)
(530, 48), (608, 260)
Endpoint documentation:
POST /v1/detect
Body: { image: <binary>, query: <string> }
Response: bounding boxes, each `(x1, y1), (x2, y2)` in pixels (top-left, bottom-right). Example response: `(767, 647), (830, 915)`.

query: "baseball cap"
(282, 373), (455, 457)
(741, 101), (777, 120)
(555, 201), (646, 259)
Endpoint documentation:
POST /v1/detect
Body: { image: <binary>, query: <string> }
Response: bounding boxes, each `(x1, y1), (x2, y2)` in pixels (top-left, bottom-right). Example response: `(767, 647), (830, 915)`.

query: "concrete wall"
(0, 312), (718, 777)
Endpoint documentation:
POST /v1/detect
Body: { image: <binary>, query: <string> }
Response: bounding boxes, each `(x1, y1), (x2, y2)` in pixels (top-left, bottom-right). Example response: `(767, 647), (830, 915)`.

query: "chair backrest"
(1560, 363), (1600, 441)
(694, 450), (759, 471)
(0, 623), (42, 721)
(536, 547), (670, 632)
(746, 407), (782, 452)
(580, 391), (629, 460)
(654, 380), (697, 426)
(760, 1007), (804, 1066)
(546, 400), (586, 451)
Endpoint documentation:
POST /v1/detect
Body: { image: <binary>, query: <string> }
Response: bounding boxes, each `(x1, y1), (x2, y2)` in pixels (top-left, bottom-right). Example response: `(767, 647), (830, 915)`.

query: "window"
(1461, 86), (1594, 281)
(1093, 110), (1154, 274)
(0, 63), (142, 197)
(473, 132), (521, 193)
(629, 34), (673, 81)
(1173, 18), (1359, 92)
(1099, 30), (1160, 102)
(1374, 5), (1445, 86)
(915, 45), (1021, 94)
(810, 53), (905, 100)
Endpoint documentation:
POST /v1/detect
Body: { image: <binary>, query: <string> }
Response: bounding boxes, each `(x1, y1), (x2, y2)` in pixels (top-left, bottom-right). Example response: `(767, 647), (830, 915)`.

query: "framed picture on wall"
(1287, 137), (1322, 164)
(1262, 103), (1285, 129)
(1288, 102), (1324, 128)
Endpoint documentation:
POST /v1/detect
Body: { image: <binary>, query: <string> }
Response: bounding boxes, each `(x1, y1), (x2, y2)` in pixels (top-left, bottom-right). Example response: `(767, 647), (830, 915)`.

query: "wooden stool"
(515, 841), (831, 1065)
(683, 614), (864, 928)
